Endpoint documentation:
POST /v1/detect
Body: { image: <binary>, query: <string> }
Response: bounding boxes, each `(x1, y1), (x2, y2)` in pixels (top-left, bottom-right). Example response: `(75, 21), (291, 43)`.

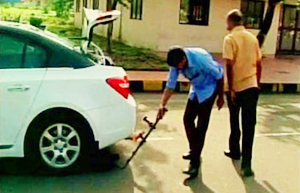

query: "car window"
(0, 34), (47, 69)
(24, 44), (47, 68)
(0, 35), (24, 69)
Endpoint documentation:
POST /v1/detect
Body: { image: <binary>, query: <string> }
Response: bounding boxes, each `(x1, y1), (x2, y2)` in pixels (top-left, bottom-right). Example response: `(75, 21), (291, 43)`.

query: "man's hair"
(227, 9), (243, 24)
(167, 46), (186, 67)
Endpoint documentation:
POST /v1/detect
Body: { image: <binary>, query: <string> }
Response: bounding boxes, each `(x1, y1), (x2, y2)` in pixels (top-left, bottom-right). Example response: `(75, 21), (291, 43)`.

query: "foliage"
(1, 2), (12, 8)
(48, 26), (167, 70)
(29, 16), (43, 27)
(52, 0), (73, 18)
(43, 6), (49, 14)
(0, 6), (73, 26)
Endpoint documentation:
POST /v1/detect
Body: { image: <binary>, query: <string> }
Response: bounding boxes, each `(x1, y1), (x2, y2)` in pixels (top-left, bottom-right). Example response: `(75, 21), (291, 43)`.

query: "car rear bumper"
(84, 95), (136, 149)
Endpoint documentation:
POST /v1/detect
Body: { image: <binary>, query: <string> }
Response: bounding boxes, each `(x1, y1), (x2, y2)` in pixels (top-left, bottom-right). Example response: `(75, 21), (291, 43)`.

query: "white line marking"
(146, 137), (174, 141)
(144, 133), (300, 141)
(256, 133), (300, 137)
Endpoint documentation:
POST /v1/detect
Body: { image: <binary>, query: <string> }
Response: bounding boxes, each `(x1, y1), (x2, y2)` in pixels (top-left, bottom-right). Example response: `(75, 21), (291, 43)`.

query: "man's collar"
(230, 25), (245, 33)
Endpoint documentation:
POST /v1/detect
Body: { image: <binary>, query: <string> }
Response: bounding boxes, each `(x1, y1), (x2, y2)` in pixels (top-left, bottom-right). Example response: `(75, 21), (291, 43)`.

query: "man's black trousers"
(183, 93), (217, 168)
(226, 87), (259, 168)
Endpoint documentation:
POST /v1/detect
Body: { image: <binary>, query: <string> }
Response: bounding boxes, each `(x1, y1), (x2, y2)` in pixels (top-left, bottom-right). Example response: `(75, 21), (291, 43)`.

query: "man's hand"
(217, 96), (224, 110)
(229, 90), (236, 104)
(157, 106), (168, 120)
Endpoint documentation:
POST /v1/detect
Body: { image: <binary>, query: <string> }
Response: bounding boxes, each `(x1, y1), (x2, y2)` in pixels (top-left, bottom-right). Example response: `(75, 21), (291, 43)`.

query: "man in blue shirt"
(157, 46), (224, 178)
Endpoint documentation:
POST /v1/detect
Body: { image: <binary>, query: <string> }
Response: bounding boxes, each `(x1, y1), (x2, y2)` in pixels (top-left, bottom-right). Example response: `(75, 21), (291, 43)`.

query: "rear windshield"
(43, 31), (75, 49)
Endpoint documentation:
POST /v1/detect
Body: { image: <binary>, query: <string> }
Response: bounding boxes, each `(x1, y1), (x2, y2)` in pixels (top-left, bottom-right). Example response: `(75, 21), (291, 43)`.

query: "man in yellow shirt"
(222, 9), (262, 177)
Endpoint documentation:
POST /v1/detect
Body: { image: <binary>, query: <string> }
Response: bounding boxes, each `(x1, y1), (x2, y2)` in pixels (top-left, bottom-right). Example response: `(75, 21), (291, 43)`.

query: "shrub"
(29, 16), (43, 27)
(3, 3), (12, 8)
(53, 0), (73, 18)
(43, 6), (48, 14)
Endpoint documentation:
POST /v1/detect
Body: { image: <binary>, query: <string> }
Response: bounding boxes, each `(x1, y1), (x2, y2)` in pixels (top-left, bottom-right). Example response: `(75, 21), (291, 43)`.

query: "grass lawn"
(0, 6), (168, 70)
(0, 6), (74, 27)
(47, 26), (168, 71)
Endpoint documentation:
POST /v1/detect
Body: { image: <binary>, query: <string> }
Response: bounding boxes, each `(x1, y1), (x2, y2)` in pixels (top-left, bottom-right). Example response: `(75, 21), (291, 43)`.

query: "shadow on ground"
(231, 160), (281, 193)
(183, 171), (214, 193)
(0, 151), (135, 193)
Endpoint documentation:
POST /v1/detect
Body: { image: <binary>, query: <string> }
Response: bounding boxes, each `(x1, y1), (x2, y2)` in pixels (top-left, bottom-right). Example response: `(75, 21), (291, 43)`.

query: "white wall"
(74, 0), (285, 55)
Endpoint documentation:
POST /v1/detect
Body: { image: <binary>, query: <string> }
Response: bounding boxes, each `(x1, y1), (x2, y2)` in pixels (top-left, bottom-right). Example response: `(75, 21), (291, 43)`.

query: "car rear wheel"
(39, 123), (81, 169)
(25, 115), (92, 173)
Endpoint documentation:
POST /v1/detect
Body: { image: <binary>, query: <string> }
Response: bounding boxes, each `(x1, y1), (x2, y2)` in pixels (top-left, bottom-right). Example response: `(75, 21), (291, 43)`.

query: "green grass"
(47, 26), (168, 71)
(0, 6), (167, 70)
(0, 6), (74, 26)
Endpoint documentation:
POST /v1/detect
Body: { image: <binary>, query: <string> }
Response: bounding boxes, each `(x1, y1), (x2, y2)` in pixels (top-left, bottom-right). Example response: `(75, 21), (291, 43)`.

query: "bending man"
(157, 47), (224, 178)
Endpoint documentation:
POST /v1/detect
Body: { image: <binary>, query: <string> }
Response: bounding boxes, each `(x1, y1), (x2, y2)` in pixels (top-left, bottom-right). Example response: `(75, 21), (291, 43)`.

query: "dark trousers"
(183, 93), (217, 168)
(226, 88), (259, 168)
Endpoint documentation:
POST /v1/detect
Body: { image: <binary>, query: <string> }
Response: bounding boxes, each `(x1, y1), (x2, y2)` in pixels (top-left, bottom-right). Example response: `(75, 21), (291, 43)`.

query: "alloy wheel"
(39, 123), (81, 169)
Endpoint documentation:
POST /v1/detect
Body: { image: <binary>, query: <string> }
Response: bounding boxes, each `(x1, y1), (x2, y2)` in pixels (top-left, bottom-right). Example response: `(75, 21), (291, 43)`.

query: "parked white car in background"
(0, 9), (136, 172)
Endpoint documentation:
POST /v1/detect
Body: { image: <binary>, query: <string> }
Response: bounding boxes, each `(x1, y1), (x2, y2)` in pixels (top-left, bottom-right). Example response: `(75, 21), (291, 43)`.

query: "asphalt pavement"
(0, 93), (299, 193)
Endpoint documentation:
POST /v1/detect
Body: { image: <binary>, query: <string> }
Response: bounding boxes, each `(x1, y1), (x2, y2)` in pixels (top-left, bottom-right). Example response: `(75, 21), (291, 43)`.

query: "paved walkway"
(127, 56), (300, 84)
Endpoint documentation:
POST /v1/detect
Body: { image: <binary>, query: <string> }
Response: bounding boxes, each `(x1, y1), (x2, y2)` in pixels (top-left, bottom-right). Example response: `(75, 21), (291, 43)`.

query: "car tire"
(25, 114), (92, 173)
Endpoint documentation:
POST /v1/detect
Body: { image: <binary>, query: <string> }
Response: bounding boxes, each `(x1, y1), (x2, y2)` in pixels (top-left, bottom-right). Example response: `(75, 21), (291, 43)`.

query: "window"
(0, 34), (47, 69)
(131, 0), (143, 20)
(179, 0), (210, 25)
(0, 35), (24, 69)
(24, 44), (47, 68)
(93, 0), (99, 9)
(241, 0), (265, 29)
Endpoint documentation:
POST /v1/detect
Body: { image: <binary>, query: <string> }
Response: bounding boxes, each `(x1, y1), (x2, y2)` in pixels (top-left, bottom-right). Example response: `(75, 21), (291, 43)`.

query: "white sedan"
(0, 9), (136, 172)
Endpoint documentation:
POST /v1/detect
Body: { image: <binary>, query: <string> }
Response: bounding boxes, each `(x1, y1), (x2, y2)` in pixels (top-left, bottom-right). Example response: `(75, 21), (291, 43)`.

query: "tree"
(106, 0), (128, 53)
(53, 0), (73, 18)
(257, 0), (283, 47)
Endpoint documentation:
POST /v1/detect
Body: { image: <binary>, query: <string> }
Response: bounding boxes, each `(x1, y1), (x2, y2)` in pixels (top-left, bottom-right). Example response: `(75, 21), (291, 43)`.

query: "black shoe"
(242, 167), (254, 177)
(182, 153), (192, 160)
(224, 150), (240, 160)
(183, 164), (199, 178)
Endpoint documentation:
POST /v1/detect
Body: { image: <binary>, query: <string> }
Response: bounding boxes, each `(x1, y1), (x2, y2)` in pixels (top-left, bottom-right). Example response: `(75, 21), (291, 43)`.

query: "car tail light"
(106, 76), (130, 99)
(97, 15), (113, 20)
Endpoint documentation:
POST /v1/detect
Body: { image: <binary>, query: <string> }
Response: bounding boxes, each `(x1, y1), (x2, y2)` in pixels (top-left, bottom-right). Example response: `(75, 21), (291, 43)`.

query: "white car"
(0, 9), (136, 171)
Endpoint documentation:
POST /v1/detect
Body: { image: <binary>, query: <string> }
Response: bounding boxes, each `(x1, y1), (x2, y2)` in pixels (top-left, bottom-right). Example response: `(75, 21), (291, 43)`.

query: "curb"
(130, 81), (300, 94)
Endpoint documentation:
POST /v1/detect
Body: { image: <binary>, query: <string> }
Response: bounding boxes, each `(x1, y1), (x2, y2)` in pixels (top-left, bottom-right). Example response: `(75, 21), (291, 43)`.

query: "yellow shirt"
(223, 26), (262, 92)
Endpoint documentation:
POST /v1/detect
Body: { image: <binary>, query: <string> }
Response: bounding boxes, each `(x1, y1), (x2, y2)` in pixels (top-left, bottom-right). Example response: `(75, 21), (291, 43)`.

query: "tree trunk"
(107, 24), (114, 53)
(106, 0), (112, 53)
(106, 0), (118, 54)
(257, 0), (281, 47)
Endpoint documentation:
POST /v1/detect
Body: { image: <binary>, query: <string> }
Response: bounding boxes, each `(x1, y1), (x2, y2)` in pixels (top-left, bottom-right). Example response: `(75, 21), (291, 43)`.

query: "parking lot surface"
(0, 93), (299, 193)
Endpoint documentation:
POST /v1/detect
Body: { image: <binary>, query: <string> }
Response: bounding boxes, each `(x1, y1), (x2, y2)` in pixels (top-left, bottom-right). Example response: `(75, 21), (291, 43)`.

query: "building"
(74, 0), (300, 56)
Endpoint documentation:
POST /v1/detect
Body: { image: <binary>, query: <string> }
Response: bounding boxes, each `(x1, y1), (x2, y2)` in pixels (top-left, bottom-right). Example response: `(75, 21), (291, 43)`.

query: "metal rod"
(118, 116), (160, 169)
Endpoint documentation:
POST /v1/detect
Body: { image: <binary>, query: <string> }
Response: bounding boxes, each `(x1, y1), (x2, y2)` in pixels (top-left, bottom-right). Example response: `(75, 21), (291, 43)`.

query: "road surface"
(0, 93), (299, 193)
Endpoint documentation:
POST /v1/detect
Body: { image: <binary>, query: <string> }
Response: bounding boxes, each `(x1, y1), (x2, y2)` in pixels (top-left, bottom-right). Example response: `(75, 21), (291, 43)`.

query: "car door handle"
(8, 85), (30, 92)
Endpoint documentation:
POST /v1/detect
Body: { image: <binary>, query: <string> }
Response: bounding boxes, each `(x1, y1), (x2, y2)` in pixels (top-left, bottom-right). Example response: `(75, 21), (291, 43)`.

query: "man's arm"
(161, 88), (174, 108)
(216, 77), (224, 110)
(157, 88), (174, 119)
(223, 35), (235, 101)
(157, 67), (179, 119)
(256, 59), (262, 88)
(226, 59), (236, 102)
(226, 59), (234, 92)
(256, 41), (262, 89)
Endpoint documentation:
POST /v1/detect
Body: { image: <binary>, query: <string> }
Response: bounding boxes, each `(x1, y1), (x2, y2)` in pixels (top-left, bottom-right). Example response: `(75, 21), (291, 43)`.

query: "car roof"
(0, 21), (74, 49)
(0, 21), (93, 69)
(0, 21), (38, 31)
